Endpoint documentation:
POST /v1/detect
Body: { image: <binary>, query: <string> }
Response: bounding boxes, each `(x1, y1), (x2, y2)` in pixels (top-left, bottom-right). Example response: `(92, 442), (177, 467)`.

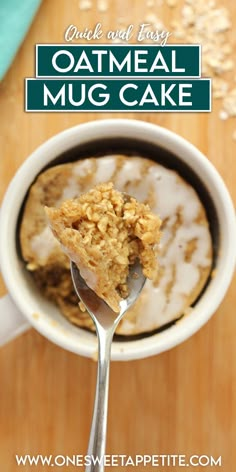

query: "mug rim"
(0, 119), (236, 360)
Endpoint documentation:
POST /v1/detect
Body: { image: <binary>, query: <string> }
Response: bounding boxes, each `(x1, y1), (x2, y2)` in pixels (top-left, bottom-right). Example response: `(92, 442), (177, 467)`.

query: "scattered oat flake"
(97, 0), (108, 12)
(79, 0), (92, 10)
(219, 110), (229, 121)
(182, 5), (195, 26)
(32, 313), (40, 320)
(145, 13), (165, 30)
(222, 88), (236, 117)
(145, 12), (159, 23)
(232, 131), (236, 141)
(212, 78), (228, 99)
(169, 0), (235, 132)
(172, 3), (232, 77)
(147, 0), (155, 6)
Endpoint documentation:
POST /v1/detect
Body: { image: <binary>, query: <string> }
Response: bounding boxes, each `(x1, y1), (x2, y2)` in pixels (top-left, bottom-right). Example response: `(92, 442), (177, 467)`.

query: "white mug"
(0, 119), (235, 360)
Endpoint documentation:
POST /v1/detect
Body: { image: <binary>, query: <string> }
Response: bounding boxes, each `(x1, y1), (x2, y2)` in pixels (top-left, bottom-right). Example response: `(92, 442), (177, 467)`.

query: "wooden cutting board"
(0, 0), (235, 470)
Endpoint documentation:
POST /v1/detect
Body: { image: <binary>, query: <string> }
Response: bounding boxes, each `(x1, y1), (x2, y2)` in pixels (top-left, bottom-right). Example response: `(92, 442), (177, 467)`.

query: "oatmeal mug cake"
(20, 155), (213, 335)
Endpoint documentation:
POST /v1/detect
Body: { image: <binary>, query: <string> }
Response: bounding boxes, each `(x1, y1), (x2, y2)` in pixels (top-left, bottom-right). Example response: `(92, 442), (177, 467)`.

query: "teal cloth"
(0, 0), (41, 80)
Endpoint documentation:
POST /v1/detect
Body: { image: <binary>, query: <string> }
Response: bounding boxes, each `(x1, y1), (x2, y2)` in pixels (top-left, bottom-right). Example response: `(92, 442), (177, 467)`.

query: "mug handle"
(0, 209), (31, 347)
(0, 294), (30, 347)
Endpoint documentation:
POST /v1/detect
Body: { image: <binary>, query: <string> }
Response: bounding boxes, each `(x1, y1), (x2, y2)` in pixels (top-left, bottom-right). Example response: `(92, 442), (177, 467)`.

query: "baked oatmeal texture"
(20, 155), (213, 334)
(45, 182), (162, 312)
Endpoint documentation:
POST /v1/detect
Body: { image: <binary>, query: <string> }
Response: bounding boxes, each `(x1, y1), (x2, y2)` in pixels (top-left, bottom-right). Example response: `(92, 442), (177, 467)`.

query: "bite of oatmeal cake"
(45, 182), (161, 312)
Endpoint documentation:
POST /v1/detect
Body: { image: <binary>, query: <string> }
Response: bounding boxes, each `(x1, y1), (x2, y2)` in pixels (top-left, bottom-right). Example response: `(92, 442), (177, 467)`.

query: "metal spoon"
(70, 259), (146, 472)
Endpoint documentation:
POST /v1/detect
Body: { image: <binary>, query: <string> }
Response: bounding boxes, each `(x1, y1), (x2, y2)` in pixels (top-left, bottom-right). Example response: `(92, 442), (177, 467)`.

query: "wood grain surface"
(0, 0), (236, 471)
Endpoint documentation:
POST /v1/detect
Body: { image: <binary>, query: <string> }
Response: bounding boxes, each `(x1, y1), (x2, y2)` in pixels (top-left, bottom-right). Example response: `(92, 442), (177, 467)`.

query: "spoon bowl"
(71, 259), (146, 328)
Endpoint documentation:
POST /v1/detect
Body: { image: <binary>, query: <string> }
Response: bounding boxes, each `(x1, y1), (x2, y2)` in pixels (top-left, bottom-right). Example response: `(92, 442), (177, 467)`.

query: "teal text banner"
(36, 45), (201, 78)
(25, 79), (211, 112)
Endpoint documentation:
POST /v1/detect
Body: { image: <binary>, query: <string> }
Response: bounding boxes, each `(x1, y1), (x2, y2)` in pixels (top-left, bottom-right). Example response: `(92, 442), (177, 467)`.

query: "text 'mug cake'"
(20, 155), (213, 335)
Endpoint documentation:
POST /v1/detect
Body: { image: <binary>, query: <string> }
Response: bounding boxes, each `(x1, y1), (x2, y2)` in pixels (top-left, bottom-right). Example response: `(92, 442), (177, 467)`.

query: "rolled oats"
(45, 183), (161, 312)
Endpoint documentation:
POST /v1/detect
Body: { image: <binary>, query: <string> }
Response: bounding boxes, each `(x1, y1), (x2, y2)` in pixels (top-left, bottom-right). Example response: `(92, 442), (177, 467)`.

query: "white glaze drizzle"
(60, 176), (81, 201)
(93, 156), (117, 183)
(30, 226), (61, 264)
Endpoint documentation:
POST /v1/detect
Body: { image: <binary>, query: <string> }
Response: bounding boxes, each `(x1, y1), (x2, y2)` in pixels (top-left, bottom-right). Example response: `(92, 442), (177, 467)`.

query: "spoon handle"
(86, 325), (114, 472)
